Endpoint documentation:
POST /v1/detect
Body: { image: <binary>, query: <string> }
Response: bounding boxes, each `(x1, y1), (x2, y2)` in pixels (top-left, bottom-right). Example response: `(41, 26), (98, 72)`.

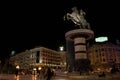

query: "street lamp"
(16, 65), (20, 69)
(38, 67), (41, 76)
(15, 65), (20, 76)
(38, 67), (41, 70)
(33, 68), (36, 75)
(59, 46), (64, 51)
(11, 50), (16, 56)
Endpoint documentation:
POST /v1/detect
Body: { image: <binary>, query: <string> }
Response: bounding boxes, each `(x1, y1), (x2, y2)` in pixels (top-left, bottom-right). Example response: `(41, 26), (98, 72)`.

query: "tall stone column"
(65, 29), (94, 71)
(66, 40), (74, 72)
(74, 37), (87, 59)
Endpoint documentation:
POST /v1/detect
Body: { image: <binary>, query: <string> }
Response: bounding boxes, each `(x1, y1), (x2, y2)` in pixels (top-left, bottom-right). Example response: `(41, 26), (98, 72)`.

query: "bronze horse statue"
(64, 7), (90, 29)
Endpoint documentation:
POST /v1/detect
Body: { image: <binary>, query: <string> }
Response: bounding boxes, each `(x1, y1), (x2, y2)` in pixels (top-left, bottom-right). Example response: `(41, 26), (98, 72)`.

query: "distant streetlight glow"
(11, 50), (15, 55)
(59, 46), (64, 51)
(33, 68), (36, 71)
(16, 65), (20, 69)
(38, 67), (41, 70)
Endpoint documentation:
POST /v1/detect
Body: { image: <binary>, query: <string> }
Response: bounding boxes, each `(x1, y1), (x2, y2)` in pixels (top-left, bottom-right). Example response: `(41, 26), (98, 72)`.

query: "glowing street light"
(38, 67), (41, 70)
(11, 50), (16, 55)
(16, 65), (20, 69)
(15, 65), (20, 76)
(33, 68), (36, 75)
(33, 68), (36, 71)
(59, 46), (64, 51)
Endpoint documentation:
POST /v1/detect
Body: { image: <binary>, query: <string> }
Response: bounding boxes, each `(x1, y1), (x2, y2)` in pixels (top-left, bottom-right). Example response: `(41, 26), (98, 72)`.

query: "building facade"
(9, 47), (66, 72)
(88, 42), (120, 72)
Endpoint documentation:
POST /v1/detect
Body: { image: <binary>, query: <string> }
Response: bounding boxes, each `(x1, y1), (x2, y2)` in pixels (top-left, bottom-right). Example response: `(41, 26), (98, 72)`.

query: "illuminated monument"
(64, 7), (94, 71)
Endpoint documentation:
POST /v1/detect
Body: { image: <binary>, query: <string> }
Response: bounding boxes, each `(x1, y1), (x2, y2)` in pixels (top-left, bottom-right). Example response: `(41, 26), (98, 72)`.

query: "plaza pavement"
(0, 74), (70, 80)
(0, 72), (120, 80)
(56, 71), (120, 80)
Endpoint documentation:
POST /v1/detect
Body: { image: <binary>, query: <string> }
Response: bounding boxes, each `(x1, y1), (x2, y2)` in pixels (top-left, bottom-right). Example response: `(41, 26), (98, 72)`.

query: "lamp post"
(33, 68), (36, 76)
(38, 67), (41, 76)
(15, 65), (20, 76)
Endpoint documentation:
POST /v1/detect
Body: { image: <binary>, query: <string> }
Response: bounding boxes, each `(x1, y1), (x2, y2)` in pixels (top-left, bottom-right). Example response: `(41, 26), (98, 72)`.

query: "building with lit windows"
(88, 42), (120, 72)
(59, 51), (67, 71)
(9, 47), (66, 73)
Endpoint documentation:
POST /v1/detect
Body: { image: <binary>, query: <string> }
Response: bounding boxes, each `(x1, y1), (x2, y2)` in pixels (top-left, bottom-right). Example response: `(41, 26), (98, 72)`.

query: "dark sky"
(0, 0), (120, 59)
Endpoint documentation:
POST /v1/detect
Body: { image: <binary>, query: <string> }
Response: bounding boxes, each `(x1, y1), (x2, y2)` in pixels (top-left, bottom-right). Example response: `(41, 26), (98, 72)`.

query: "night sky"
(0, 0), (120, 59)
